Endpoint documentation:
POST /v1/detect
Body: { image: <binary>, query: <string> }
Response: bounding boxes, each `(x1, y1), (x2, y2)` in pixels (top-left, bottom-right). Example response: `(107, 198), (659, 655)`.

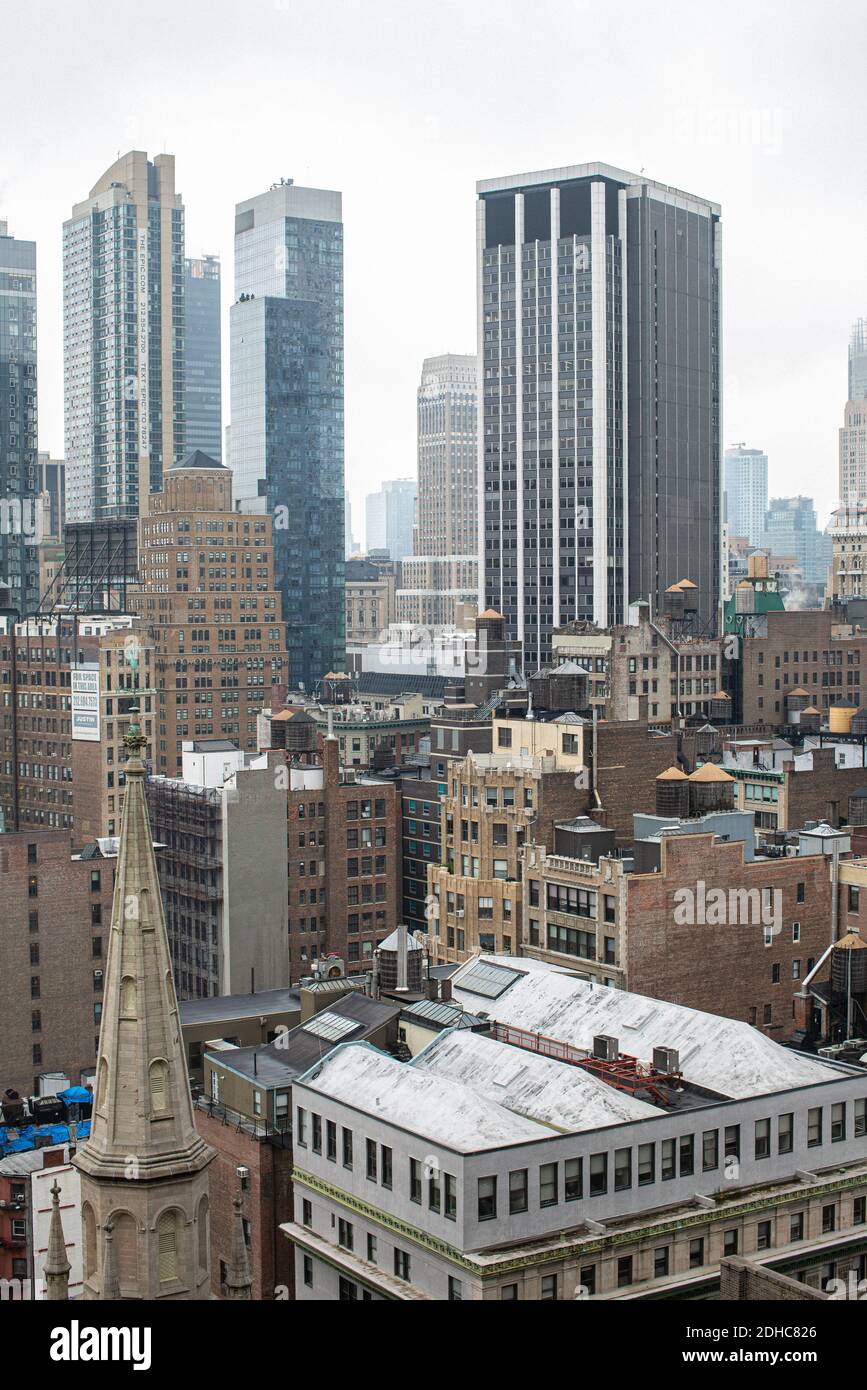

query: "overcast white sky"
(2, 0), (865, 543)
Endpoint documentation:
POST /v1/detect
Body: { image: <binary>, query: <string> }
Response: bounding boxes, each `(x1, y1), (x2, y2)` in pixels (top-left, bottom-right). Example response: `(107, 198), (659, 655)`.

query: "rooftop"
(449, 958), (844, 1100)
(179, 986), (301, 1027)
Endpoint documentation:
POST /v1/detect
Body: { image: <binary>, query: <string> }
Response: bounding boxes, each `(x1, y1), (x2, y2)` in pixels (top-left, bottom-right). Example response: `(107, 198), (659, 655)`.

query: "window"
(565, 1157), (582, 1201)
(394, 1249), (411, 1281)
(653, 1247), (670, 1279)
(444, 1174), (457, 1220)
(326, 1120), (337, 1161)
(854, 1197), (866, 1226)
(540, 1273), (558, 1300)
(429, 1167), (441, 1213)
(754, 1118), (771, 1160)
(679, 1135), (694, 1177)
(661, 1138), (676, 1181)
(702, 1130), (718, 1172)
(756, 1220), (772, 1251)
(579, 1265), (596, 1296)
(501, 1283), (519, 1301)
(589, 1153), (607, 1196)
(342, 1128), (353, 1169)
(509, 1169), (528, 1215)
(295, 1107), (307, 1145)
(614, 1148), (631, 1192)
(724, 1229), (739, 1256)
(822, 1203), (836, 1233)
(808, 1107), (823, 1147)
(540, 1162), (558, 1207)
(410, 1158), (422, 1204)
(689, 1237), (704, 1269)
(832, 1102), (846, 1142)
(338, 1218), (353, 1251)
(338, 1277), (358, 1301)
(638, 1143), (655, 1186)
(616, 1256), (632, 1288)
(366, 1138), (377, 1181)
(448, 1276), (463, 1301)
(381, 1145), (393, 1188)
(478, 1176), (497, 1221)
(789, 1212), (804, 1242)
(367, 1233), (377, 1262)
(303, 1254), (313, 1287)
(855, 1099), (866, 1137)
(724, 1125), (740, 1161)
(774, 1112), (793, 1155)
(302, 1199), (312, 1227)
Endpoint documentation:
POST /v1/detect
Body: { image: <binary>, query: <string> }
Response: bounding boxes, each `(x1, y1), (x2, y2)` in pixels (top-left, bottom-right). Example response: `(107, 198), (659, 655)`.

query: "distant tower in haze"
(724, 446), (768, 547)
(0, 220), (39, 615)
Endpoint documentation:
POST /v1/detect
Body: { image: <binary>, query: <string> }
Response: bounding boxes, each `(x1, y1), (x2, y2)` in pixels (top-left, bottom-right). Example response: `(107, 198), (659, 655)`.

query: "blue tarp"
(57, 1086), (91, 1103)
(0, 1119), (90, 1159)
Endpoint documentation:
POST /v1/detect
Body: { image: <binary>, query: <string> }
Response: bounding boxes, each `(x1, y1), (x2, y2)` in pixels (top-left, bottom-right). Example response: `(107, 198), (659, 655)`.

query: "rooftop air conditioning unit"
(592, 1034), (618, 1062)
(652, 1046), (680, 1074)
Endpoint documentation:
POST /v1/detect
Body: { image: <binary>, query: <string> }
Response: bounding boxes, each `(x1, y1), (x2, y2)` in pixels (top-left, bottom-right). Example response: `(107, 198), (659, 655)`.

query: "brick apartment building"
(127, 450), (288, 777)
(427, 714), (585, 966)
(0, 831), (115, 1094)
(0, 613), (155, 843)
(522, 828), (835, 1039)
(738, 608), (867, 726)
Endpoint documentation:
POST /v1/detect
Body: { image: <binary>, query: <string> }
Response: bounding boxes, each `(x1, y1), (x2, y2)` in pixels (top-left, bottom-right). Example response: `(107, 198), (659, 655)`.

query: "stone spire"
(43, 1180), (71, 1301)
(73, 711), (215, 1299)
(224, 1193), (253, 1300)
(101, 1220), (121, 1301)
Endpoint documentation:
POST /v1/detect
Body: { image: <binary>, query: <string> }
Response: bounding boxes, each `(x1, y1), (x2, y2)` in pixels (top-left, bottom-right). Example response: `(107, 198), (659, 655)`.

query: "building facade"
(366, 479), (417, 562)
(63, 151), (185, 522)
(762, 497), (831, 591)
(839, 400), (867, 507)
(725, 446), (768, 548)
(0, 221), (39, 617)
(184, 256), (222, 461)
(126, 451), (287, 776)
(230, 181), (344, 692)
(477, 162), (721, 668)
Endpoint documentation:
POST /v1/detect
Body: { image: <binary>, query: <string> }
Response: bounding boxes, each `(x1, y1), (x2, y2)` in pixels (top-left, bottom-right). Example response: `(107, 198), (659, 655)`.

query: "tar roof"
(208, 992), (401, 1086)
(449, 959), (843, 1100)
(179, 986), (301, 1026)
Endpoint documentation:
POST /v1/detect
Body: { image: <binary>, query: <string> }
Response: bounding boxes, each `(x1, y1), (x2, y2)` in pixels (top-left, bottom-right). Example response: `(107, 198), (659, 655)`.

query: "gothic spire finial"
(224, 1192), (253, 1300)
(43, 1179), (71, 1301)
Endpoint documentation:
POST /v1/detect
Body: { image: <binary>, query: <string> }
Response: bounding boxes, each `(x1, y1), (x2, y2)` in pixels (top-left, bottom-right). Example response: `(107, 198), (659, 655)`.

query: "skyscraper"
(477, 163), (721, 668)
(0, 220), (39, 615)
(184, 255), (222, 461)
(230, 180), (344, 691)
(63, 151), (185, 523)
(763, 496), (831, 589)
(365, 478), (417, 560)
(397, 354), (479, 627)
(724, 445), (768, 546)
(849, 317), (867, 402)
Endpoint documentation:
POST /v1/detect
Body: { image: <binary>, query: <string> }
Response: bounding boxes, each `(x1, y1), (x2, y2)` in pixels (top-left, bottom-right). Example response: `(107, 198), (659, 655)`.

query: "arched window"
(149, 1059), (169, 1113)
(157, 1210), (180, 1284)
(120, 976), (136, 1014)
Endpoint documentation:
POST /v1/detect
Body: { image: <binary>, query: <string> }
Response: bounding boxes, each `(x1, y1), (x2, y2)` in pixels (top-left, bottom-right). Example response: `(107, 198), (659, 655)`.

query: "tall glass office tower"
(230, 180), (344, 691)
(0, 221), (39, 614)
(477, 163), (721, 668)
(184, 255), (222, 461)
(63, 151), (185, 522)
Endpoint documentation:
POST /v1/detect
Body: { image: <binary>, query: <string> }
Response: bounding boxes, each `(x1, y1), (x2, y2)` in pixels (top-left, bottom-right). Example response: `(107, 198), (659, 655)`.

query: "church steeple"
(73, 712), (214, 1299)
(44, 1180), (71, 1301)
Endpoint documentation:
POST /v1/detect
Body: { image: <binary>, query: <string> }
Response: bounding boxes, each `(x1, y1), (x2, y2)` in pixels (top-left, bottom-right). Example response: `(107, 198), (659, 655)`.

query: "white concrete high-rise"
(724, 446), (768, 546)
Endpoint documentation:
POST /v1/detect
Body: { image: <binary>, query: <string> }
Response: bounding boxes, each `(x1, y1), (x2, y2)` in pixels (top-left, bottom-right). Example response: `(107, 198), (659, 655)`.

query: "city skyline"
(3, 0), (866, 540)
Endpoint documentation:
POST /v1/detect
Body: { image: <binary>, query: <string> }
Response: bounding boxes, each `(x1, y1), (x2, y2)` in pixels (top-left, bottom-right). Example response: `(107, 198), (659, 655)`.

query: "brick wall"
(720, 1256), (827, 1300)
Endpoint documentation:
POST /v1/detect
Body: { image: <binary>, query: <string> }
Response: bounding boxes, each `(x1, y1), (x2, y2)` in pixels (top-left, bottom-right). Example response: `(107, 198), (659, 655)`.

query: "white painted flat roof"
(450, 958), (842, 1100)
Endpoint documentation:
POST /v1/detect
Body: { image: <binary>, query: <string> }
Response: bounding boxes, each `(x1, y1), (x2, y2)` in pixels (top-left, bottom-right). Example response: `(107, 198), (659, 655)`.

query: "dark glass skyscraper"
(0, 220), (39, 615)
(184, 255), (222, 461)
(230, 181), (344, 691)
(477, 163), (721, 668)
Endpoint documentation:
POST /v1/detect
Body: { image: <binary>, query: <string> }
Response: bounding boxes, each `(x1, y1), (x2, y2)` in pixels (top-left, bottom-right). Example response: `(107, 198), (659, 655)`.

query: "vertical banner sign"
(71, 664), (101, 742)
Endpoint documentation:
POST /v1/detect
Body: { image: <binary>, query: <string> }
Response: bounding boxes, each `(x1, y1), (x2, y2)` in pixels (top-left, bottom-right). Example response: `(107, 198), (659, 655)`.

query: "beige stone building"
(827, 502), (867, 603)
